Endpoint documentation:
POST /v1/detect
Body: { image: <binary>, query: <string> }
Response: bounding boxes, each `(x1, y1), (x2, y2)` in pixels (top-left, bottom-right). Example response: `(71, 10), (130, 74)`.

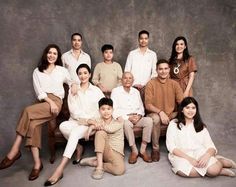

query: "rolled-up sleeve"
(63, 68), (74, 86)
(67, 92), (81, 120)
(202, 128), (217, 154)
(166, 121), (178, 154)
(33, 69), (47, 101)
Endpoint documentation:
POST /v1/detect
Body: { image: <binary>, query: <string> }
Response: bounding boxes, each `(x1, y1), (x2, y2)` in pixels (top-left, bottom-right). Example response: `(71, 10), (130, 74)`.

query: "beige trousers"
(16, 94), (62, 149)
(95, 131), (125, 176)
(124, 117), (153, 146)
(148, 112), (177, 149)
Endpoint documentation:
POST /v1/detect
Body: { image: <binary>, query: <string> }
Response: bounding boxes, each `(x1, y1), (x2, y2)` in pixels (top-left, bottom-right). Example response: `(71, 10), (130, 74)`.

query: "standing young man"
(62, 33), (91, 83)
(145, 59), (183, 162)
(125, 30), (157, 95)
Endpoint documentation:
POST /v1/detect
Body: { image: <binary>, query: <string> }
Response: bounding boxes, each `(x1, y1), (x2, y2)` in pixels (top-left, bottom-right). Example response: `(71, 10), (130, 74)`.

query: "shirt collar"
(121, 86), (135, 94)
(69, 49), (85, 55)
(78, 83), (93, 90)
(137, 47), (151, 54)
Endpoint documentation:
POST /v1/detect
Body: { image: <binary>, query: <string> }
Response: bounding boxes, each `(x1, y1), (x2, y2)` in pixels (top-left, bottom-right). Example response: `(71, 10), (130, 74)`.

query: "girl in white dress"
(166, 97), (236, 177)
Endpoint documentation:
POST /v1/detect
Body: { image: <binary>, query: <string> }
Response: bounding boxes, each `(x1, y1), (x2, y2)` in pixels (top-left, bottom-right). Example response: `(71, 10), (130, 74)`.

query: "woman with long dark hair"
(0, 44), (72, 180)
(169, 36), (197, 97)
(166, 97), (235, 177)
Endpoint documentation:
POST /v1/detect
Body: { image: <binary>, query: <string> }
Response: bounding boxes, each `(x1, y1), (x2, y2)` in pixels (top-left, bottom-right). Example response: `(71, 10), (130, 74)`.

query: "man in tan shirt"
(145, 59), (183, 162)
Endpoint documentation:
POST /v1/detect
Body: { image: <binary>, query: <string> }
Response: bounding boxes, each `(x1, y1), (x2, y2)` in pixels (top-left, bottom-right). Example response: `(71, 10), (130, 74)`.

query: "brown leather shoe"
(128, 152), (138, 164)
(139, 152), (152, 163)
(28, 162), (43, 181)
(0, 151), (21, 170)
(151, 150), (160, 162)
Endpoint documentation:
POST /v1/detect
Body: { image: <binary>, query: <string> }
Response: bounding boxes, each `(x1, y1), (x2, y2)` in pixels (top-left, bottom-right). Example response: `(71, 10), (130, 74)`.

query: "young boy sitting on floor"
(80, 97), (125, 179)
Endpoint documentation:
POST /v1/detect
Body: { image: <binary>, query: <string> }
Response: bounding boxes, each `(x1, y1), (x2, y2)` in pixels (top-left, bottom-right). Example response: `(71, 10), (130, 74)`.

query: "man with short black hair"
(145, 59), (183, 162)
(125, 30), (157, 96)
(62, 33), (91, 83)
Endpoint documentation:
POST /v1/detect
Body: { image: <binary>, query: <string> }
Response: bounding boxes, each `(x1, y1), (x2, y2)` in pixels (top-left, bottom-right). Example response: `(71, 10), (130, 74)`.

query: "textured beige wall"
(0, 0), (235, 150)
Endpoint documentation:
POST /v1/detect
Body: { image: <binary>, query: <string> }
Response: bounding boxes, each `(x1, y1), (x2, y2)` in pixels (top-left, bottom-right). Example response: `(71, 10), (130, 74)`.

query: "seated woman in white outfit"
(166, 97), (236, 178)
(44, 64), (104, 186)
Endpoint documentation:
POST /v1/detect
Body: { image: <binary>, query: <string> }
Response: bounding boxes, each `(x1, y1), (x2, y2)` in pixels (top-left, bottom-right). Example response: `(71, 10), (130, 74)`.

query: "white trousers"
(59, 120), (88, 159)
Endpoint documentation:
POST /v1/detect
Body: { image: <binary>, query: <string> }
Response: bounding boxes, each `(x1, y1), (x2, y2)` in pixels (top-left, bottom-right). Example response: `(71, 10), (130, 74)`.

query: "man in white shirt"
(125, 30), (157, 95)
(62, 33), (91, 83)
(111, 72), (153, 164)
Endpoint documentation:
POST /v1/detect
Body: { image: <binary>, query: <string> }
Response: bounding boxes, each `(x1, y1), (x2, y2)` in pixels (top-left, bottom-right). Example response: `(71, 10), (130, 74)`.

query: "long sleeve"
(111, 90), (128, 120)
(144, 81), (154, 106)
(63, 68), (74, 86)
(137, 91), (145, 116)
(61, 54), (67, 67)
(87, 55), (92, 68)
(166, 121), (178, 154)
(151, 53), (157, 78)
(92, 64), (100, 86)
(32, 69), (47, 101)
(124, 52), (132, 72)
(67, 92), (82, 120)
(117, 64), (123, 86)
(175, 82), (184, 104)
(202, 128), (217, 153)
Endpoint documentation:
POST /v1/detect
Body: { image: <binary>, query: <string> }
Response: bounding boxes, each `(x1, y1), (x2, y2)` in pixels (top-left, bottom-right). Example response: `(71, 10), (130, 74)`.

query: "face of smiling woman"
(182, 102), (197, 120)
(175, 39), (186, 55)
(78, 67), (90, 84)
(47, 48), (58, 64)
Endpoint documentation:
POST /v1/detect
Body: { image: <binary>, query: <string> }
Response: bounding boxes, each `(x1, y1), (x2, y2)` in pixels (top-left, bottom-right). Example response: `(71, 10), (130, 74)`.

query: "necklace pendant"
(173, 66), (179, 74)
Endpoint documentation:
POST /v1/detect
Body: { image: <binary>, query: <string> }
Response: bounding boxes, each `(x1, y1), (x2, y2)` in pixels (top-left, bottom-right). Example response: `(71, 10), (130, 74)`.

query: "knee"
(113, 164), (125, 176)
(143, 117), (153, 128)
(124, 121), (133, 129)
(150, 115), (160, 126)
(59, 121), (68, 132)
(207, 162), (222, 177)
(95, 131), (107, 139)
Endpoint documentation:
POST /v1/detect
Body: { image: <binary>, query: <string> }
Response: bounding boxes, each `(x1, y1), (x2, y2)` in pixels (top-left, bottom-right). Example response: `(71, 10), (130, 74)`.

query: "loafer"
(139, 151), (152, 163)
(44, 174), (63, 186)
(0, 151), (21, 170)
(151, 150), (160, 162)
(28, 162), (43, 181)
(91, 168), (104, 180)
(128, 152), (138, 164)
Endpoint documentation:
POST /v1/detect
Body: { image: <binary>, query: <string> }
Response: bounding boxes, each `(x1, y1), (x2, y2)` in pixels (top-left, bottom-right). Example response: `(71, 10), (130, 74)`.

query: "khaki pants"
(148, 112), (177, 149)
(16, 94), (62, 149)
(95, 131), (125, 176)
(124, 117), (153, 146)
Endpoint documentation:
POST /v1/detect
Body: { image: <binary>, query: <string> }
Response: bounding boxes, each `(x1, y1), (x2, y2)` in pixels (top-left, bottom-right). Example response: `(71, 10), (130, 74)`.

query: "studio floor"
(0, 138), (235, 187)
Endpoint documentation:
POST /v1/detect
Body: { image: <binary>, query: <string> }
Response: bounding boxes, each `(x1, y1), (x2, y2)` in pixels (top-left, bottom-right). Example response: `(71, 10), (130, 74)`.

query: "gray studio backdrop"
(0, 0), (235, 151)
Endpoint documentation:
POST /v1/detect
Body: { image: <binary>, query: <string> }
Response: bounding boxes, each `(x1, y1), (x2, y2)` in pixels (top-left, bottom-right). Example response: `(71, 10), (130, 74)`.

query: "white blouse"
(166, 119), (217, 155)
(33, 66), (72, 100)
(68, 83), (104, 120)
